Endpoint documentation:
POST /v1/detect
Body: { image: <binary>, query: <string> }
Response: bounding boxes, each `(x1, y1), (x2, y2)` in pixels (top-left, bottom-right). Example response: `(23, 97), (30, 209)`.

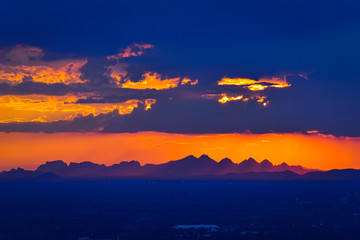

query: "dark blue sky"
(0, 0), (359, 136)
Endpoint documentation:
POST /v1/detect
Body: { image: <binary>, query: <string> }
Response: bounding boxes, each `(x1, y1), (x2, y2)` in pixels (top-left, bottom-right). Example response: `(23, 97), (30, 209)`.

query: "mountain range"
(36, 154), (314, 176)
(1, 155), (360, 180)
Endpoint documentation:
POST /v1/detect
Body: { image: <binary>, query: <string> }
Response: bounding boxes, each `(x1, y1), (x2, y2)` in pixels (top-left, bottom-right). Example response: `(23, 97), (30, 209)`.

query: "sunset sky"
(0, 0), (359, 170)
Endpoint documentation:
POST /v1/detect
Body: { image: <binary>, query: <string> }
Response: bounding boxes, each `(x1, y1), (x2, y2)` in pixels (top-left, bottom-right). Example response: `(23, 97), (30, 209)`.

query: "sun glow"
(0, 132), (359, 171)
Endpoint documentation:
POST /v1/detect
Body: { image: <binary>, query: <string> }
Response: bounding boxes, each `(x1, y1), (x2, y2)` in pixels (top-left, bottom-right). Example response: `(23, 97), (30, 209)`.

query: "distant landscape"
(2, 155), (360, 181)
(1, 1), (360, 239)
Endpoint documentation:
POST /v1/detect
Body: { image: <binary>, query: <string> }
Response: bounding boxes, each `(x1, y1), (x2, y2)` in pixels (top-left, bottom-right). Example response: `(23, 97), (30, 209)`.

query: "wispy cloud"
(120, 72), (197, 90)
(218, 74), (307, 91)
(106, 43), (154, 60)
(215, 74), (307, 105)
(217, 94), (244, 103)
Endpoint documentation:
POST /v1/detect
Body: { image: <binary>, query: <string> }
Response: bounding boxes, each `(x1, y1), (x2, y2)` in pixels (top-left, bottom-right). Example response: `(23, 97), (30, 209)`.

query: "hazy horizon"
(1, 131), (359, 171)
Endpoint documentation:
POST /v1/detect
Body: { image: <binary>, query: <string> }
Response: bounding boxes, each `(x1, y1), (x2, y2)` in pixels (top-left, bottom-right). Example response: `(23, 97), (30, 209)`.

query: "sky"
(0, 0), (359, 170)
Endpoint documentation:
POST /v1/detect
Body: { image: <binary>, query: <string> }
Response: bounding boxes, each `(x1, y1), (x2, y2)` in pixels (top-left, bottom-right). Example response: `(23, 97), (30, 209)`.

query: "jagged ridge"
(3, 156), (360, 180)
(26, 154), (317, 177)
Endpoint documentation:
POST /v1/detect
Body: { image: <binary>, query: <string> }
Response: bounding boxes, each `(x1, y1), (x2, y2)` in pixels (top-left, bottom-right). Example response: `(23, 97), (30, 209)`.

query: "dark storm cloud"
(79, 56), (113, 87)
(99, 83), (360, 137)
(0, 56), (358, 136)
(0, 82), (75, 96)
(0, 112), (116, 133)
(0, 0), (359, 136)
(1, 82), (357, 137)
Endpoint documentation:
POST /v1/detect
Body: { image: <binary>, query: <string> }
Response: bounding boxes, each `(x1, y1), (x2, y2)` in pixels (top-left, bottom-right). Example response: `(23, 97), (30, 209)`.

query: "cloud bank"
(0, 43), (356, 137)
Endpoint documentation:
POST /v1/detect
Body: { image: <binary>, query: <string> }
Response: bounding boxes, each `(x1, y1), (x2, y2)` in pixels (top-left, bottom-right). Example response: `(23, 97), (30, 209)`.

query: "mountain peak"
(261, 159), (272, 163)
(69, 161), (103, 167)
(116, 160), (141, 167)
(10, 167), (25, 172)
(219, 158), (233, 165)
(240, 157), (258, 166)
(260, 159), (273, 166)
(43, 160), (67, 166)
(259, 159), (274, 171)
(37, 160), (68, 172)
(198, 154), (217, 164)
(199, 154), (211, 159)
(181, 155), (197, 160)
(238, 157), (260, 172)
(247, 157), (258, 162)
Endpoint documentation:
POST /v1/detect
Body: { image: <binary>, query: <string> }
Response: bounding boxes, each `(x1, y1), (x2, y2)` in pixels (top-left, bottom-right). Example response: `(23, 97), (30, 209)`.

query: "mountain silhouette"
(0, 168), (61, 181)
(0, 154), (360, 181)
(3, 155), (360, 180)
(100, 160), (142, 176)
(0, 155), (319, 179)
(212, 157), (237, 175)
(302, 169), (360, 180)
(2, 154), (360, 182)
(149, 154), (218, 177)
(37, 160), (107, 177)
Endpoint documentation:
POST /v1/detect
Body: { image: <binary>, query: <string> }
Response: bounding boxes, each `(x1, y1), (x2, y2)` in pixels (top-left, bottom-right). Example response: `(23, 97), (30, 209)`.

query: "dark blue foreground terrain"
(1, 180), (360, 240)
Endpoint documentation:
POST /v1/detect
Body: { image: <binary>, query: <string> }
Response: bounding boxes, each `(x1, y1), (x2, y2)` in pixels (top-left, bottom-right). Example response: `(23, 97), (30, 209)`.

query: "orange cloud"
(0, 95), (156, 123)
(144, 99), (156, 110)
(218, 75), (297, 91)
(181, 78), (199, 86)
(218, 78), (258, 86)
(255, 96), (266, 103)
(258, 76), (292, 88)
(0, 60), (87, 85)
(0, 45), (88, 85)
(307, 130), (320, 134)
(106, 62), (129, 86)
(107, 43), (154, 60)
(121, 72), (180, 90)
(247, 84), (268, 91)
(106, 44), (198, 89)
(218, 94), (244, 103)
(215, 74), (305, 106)
(117, 72), (197, 90)
(217, 93), (268, 105)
